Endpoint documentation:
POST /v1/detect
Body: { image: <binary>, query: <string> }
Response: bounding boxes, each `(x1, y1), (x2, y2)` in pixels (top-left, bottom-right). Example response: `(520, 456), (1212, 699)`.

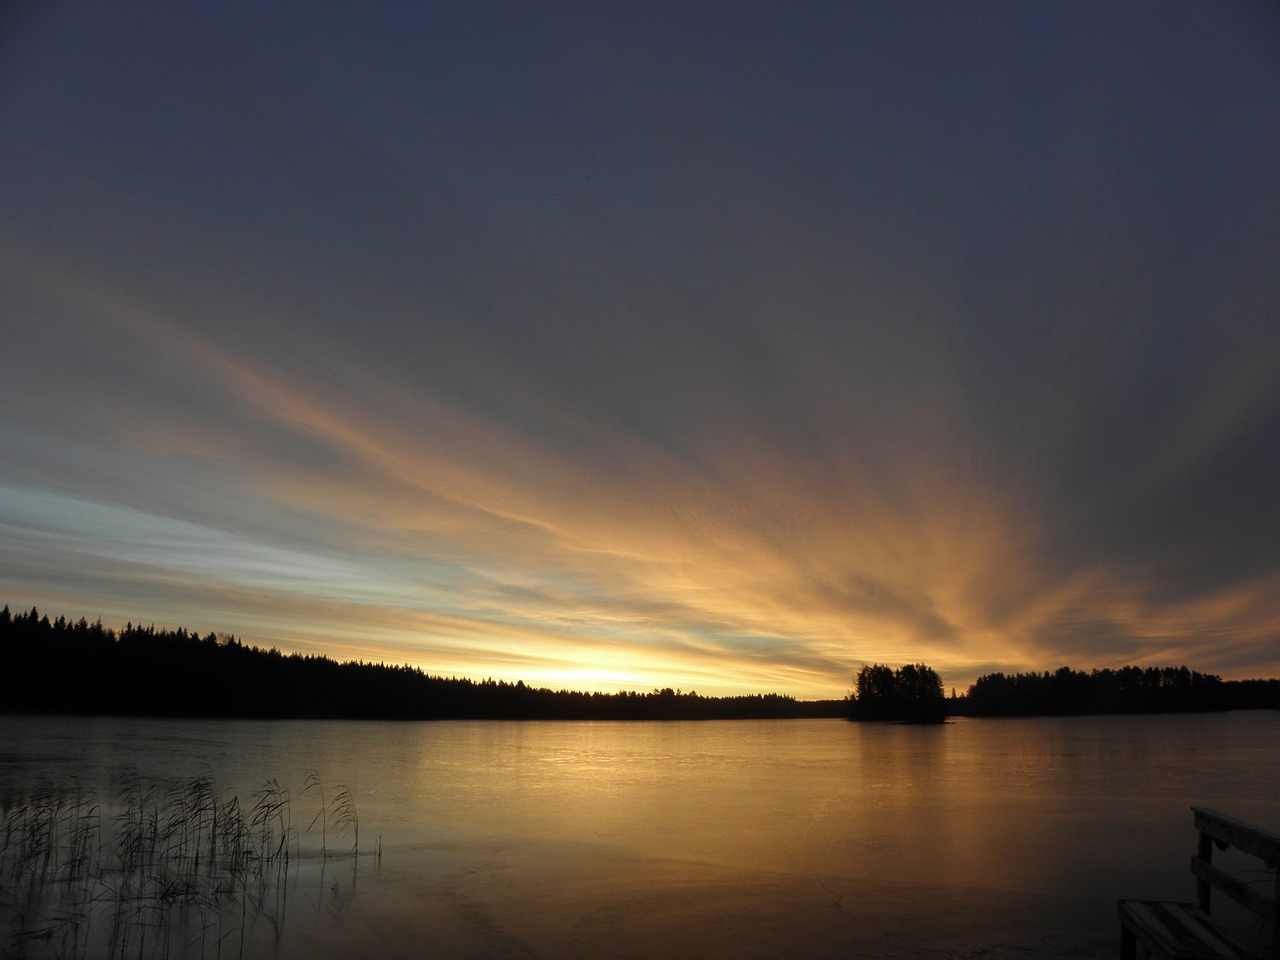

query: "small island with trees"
(3, 604), (1277, 721)
(847, 663), (947, 723)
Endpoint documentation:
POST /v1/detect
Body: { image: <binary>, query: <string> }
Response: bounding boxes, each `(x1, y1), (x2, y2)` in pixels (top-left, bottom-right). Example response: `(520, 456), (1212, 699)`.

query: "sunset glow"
(2, 3), (1278, 699)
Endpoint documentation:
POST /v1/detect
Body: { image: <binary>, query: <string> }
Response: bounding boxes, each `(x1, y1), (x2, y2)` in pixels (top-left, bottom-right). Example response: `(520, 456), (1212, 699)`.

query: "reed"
(330, 785), (359, 859)
(0, 770), (366, 960)
(302, 772), (326, 858)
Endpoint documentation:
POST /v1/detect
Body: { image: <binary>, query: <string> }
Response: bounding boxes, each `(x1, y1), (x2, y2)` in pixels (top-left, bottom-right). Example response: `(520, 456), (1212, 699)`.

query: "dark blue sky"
(2, 2), (1278, 695)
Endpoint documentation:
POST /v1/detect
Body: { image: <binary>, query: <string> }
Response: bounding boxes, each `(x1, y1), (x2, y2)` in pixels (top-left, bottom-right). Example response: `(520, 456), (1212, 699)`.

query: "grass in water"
(0, 771), (367, 960)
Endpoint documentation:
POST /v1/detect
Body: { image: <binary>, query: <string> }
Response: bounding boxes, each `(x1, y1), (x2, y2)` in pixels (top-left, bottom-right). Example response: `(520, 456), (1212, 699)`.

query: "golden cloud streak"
(11, 259), (1279, 697)
(116, 321), (1049, 689)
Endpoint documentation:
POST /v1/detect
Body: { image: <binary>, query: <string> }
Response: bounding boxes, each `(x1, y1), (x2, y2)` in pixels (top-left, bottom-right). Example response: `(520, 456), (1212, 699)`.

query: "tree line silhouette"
(956, 665), (1279, 716)
(847, 661), (1279, 722)
(5, 605), (1277, 721)
(0, 605), (845, 721)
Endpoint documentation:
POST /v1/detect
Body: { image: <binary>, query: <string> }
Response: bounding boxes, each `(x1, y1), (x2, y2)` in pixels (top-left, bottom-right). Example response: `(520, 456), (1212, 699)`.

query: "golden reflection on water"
(2, 712), (1278, 959)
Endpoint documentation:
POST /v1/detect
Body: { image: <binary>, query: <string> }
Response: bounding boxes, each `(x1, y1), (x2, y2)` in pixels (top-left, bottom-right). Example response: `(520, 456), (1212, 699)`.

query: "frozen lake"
(2, 711), (1278, 959)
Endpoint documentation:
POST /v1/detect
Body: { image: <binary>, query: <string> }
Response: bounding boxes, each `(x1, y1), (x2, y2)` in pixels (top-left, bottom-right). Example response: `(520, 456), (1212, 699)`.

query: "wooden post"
(1196, 829), (1213, 913)
(1272, 869), (1279, 960)
(1120, 921), (1136, 960)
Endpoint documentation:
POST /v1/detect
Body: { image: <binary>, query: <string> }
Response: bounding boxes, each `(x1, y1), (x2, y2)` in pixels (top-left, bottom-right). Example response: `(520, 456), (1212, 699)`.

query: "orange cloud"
(9, 259), (1279, 699)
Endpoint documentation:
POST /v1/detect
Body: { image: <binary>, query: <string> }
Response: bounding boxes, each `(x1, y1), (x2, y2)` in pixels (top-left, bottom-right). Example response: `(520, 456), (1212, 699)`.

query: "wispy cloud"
(3, 2), (1278, 697)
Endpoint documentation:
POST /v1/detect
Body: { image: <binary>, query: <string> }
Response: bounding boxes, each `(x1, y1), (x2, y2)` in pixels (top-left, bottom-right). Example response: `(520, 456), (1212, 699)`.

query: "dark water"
(1, 711), (1277, 959)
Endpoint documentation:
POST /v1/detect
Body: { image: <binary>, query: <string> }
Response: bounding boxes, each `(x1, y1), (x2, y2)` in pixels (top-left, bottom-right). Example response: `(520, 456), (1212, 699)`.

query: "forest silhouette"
(0, 605), (842, 720)
(3, 605), (1277, 720)
(956, 664), (1279, 715)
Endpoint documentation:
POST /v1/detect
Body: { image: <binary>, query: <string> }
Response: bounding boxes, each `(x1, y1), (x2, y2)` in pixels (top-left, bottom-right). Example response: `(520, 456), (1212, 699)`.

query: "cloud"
(6, 253), (1280, 696)
(3, 1), (1279, 697)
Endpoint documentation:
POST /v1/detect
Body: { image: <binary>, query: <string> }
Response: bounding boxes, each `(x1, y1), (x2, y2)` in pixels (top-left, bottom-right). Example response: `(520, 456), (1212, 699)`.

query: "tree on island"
(847, 662), (945, 723)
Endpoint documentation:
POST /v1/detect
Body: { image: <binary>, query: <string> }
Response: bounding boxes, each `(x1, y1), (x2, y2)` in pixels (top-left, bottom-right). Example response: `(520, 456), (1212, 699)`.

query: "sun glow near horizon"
(3, 3), (1279, 699)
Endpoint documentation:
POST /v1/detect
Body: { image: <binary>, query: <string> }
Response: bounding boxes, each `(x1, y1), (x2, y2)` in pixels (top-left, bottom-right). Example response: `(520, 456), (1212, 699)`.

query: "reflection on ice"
(0, 771), (372, 960)
(1, 712), (1278, 959)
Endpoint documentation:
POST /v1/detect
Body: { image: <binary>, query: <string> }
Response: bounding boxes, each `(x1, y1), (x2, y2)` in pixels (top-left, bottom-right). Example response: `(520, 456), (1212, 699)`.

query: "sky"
(2, 2), (1279, 700)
